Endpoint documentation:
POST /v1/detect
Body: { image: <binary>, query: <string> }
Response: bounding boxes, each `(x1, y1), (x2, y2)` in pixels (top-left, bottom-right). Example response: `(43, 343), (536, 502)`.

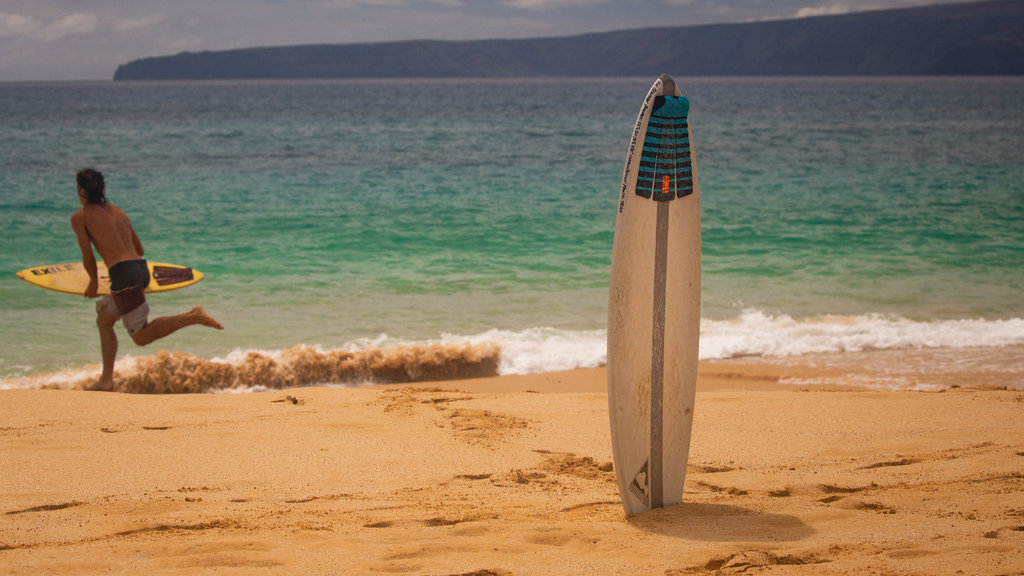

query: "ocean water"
(1, 77), (1022, 391)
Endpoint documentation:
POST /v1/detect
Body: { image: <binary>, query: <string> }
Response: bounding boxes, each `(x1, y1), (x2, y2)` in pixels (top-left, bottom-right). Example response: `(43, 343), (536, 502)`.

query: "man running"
(70, 168), (223, 391)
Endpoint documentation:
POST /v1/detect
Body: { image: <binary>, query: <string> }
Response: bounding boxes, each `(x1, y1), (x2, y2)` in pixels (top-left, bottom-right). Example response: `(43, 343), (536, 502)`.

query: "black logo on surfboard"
(152, 265), (195, 286)
(630, 459), (651, 507)
(636, 95), (693, 202)
(30, 263), (77, 276)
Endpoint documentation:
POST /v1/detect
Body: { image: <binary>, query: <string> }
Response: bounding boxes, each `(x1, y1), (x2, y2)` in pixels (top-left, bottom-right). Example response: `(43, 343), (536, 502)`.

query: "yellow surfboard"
(16, 261), (203, 296)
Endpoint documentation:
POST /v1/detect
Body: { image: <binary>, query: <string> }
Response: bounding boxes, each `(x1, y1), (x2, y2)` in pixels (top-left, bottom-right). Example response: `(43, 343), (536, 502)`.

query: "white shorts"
(97, 290), (150, 336)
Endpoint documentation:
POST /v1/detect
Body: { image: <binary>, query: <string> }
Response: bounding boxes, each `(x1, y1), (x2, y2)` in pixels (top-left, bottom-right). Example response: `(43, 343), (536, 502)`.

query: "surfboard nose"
(659, 73), (677, 94)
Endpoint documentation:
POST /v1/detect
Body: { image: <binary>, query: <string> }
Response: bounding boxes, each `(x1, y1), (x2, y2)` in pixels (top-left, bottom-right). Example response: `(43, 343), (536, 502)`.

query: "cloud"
(314, 0), (463, 7)
(498, 0), (610, 10)
(115, 13), (166, 33)
(163, 35), (204, 53)
(0, 12), (98, 42)
(794, 5), (852, 18)
(0, 12), (42, 39)
(38, 13), (98, 41)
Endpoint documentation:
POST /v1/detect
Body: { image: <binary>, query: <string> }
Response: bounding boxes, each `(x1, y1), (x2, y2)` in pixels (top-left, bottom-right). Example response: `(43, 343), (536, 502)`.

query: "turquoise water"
(2, 77), (1022, 387)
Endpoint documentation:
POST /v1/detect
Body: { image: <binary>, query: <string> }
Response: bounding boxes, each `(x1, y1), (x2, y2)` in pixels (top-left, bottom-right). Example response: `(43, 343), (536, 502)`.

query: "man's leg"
(130, 306), (223, 347)
(88, 306), (119, 391)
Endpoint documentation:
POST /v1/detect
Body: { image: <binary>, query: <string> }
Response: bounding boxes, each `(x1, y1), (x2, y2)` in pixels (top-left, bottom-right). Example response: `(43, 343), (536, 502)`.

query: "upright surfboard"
(16, 261), (203, 296)
(608, 74), (701, 516)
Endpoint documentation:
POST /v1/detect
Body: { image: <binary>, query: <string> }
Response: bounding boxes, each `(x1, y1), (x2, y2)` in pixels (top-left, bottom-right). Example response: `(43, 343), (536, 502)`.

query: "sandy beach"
(2, 352), (1023, 575)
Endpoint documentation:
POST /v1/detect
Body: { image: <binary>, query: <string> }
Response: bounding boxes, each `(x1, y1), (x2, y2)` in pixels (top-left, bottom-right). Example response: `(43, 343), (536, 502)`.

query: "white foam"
(699, 310), (1024, 360)
(780, 374), (946, 393)
(435, 311), (1024, 376)
(200, 312), (1024, 379)
(2, 310), (1021, 391)
(453, 327), (608, 376)
(0, 365), (100, 390)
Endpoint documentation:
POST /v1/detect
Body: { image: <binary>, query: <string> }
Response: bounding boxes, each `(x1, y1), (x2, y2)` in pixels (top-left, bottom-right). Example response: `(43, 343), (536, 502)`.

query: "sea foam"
(699, 310), (1024, 359)
(117, 342), (501, 393)
(1, 311), (1020, 393)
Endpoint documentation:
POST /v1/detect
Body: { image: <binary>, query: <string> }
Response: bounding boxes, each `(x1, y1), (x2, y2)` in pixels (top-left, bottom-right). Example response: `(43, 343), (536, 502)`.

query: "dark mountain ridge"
(113, 0), (1024, 80)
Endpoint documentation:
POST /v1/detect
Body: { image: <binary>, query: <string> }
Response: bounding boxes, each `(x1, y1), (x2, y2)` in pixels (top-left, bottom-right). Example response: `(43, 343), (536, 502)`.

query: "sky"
(0, 0), (979, 81)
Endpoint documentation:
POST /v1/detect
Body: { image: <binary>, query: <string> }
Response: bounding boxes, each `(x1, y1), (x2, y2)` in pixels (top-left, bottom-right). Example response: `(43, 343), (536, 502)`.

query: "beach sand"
(2, 353), (1023, 575)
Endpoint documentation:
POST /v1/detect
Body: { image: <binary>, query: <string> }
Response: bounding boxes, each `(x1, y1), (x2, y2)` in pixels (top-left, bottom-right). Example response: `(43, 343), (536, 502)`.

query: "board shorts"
(96, 259), (151, 336)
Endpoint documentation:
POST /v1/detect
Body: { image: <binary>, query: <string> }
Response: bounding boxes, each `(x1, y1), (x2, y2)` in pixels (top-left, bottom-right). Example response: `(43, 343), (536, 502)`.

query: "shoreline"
(5, 343), (1023, 394)
(377, 363), (797, 394)
(2, 355), (1023, 574)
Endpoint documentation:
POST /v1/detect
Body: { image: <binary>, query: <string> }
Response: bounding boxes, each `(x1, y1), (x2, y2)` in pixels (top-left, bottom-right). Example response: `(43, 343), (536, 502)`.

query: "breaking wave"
(699, 310), (1024, 359)
(10, 342), (500, 394)
(2, 310), (1021, 393)
(118, 342), (502, 393)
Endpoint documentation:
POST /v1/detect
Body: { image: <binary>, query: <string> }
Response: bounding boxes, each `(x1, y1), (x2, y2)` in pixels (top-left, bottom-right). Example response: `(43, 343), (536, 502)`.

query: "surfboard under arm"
(16, 261), (203, 296)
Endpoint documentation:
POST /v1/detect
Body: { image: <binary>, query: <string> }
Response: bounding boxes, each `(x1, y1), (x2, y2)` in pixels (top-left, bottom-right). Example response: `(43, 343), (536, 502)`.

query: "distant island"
(114, 0), (1024, 80)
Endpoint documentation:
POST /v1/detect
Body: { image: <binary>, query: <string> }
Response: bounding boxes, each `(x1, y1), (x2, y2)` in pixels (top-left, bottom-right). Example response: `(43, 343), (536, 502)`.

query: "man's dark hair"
(76, 168), (108, 205)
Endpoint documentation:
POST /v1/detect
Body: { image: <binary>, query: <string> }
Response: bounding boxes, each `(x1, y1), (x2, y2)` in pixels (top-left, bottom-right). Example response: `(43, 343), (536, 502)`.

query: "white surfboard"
(607, 74), (701, 516)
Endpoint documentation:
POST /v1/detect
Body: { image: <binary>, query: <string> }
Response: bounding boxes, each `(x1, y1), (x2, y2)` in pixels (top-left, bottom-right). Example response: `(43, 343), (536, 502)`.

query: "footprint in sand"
(818, 483), (870, 495)
(695, 481), (749, 496)
(5, 501), (82, 515)
(836, 499), (898, 514)
(436, 565), (512, 569)
(454, 473), (492, 481)
(690, 463), (736, 473)
(538, 452), (614, 480)
(984, 526), (1024, 539)
(679, 549), (831, 574)
(859, 457), (920, 469)
(446, 409), (528, 445)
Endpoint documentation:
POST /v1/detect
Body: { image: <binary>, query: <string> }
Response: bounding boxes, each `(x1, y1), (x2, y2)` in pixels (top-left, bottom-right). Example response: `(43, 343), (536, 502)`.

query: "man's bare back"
(71, 203), (142, 269)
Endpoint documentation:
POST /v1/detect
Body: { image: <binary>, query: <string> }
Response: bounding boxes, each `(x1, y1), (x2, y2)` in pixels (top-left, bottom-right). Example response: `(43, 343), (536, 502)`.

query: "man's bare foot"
(86, 379), (114, 392)
(191, 306), (224, 330)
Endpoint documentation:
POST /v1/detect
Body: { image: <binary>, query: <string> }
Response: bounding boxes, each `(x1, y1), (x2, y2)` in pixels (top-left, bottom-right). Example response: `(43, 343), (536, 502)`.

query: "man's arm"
(70, 211), (100, 298)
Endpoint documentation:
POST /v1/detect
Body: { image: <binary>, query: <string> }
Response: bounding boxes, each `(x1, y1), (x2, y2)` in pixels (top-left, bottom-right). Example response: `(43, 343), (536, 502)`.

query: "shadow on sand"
(627, 502), (815, 542)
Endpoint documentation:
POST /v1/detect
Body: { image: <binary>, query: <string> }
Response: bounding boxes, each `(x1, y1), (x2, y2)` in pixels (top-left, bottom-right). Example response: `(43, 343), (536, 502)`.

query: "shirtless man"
(70, 168), (223, 391)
